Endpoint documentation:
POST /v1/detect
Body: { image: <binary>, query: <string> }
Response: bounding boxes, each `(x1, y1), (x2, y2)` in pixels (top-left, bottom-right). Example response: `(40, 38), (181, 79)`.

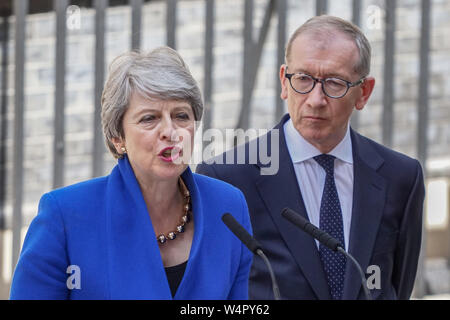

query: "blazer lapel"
(105, 156), (172, 299)
(105, 157), (205, 300)
(255, 114), (331, 300)
(342, 130), (387, 300)
(172, 168), (205, 300)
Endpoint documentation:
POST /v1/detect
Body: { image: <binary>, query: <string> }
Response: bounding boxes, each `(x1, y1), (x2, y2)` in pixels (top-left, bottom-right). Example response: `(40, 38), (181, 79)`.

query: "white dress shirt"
(283, 119), (354, 250)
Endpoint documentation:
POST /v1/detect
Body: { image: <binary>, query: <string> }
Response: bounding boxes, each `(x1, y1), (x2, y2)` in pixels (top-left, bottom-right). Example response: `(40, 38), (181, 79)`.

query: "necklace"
(156, 177), (192, 245)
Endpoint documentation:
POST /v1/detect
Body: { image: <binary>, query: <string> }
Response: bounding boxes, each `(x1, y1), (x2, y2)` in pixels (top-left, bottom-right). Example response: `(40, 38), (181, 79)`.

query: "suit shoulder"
(50, 175), (108, 196)
(356, 132), (421, 170)
(196, 132), (270, 176)
(192, 173), (251, 229)
(354, 132), (424, 194)
(43, 176), (109, 209)
(192, 172), (245, 199)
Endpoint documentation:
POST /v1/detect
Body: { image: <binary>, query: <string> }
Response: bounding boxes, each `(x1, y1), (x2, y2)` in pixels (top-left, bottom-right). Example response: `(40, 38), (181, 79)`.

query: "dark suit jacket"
(196, 113), (425, 300)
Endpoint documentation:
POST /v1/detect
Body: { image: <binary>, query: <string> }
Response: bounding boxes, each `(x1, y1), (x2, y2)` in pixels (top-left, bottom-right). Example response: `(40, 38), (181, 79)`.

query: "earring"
(120, 146), (127, 153)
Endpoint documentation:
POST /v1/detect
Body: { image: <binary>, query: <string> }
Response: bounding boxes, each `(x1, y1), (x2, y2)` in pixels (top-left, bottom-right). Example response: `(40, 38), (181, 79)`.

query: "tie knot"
(314, 154), (335, 175)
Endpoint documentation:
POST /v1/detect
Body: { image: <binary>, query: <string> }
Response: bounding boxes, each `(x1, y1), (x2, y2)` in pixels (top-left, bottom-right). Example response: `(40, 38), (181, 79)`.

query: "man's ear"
(280, 64), (289, 100)
(355, 76), (375, 111)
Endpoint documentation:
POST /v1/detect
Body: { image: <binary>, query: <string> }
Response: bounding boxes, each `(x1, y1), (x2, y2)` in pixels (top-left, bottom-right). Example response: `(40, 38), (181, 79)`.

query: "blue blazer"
(10, 156), (253, 300)
(197, 114), (425, 300)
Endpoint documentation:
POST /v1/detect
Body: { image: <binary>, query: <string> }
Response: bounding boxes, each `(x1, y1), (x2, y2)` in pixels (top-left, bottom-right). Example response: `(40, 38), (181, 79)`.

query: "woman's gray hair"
(285, 15), (371, 77)
(101, 46), (203, 159)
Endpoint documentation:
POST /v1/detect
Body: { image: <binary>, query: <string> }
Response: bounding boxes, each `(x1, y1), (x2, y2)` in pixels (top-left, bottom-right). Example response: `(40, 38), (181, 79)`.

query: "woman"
(10, 47), (253, 299)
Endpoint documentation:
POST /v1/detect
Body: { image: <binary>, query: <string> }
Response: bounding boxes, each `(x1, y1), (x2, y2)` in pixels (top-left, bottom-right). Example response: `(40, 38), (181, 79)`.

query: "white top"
(283, 119), (354, 250)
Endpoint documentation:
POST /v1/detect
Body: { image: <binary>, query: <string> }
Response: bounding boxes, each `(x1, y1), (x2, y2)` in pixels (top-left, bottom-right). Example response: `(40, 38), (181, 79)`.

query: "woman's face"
(113, 93), (196, 183)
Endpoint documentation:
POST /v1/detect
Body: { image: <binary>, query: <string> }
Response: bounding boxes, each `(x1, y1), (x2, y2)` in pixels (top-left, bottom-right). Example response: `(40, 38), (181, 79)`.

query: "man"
(196, 15), (425, 300)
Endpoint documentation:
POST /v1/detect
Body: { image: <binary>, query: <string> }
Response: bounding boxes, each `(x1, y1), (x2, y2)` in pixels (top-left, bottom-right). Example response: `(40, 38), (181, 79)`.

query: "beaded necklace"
(156, 177), (191, 245)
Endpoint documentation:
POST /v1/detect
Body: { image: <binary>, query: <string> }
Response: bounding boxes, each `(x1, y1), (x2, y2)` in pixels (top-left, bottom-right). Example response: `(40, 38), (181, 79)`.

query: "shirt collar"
(284, 118), (353, 164)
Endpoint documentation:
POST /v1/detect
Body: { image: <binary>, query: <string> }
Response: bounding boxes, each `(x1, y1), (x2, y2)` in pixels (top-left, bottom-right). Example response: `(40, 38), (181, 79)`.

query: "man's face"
(280, 32), (375, 153)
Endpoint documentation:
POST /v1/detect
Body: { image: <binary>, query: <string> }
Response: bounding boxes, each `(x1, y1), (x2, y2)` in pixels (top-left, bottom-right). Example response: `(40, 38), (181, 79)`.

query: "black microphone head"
(281, 207), (342, 252)
(281, 207), (309, 228)
(222, 213), (262, 254)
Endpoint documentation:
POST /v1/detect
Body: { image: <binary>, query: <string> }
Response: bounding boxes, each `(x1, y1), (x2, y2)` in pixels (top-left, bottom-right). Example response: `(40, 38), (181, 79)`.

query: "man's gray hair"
(101, 46), (203, 159)
(285, 15), (371, 77)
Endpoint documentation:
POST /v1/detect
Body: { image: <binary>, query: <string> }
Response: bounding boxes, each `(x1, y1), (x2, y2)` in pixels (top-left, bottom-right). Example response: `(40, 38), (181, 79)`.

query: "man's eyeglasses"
(285, 69), (365, 99)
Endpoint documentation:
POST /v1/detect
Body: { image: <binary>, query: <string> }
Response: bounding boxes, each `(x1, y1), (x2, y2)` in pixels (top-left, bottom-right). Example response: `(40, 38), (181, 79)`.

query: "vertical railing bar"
(350, 0), (361, 131)
(0, 16), (9, 288)
(316, 0), (328, 16)
(382, 0), (396, 147)
(352, 0), (361, 27)
(0, 16), (9, 231)
(236, 0), (253, 131)
(254, 0), (275, 57)
(166, 0), (177, 49)
(237, 0), (275, 130)
(12, 0), (28, 273)
(414, 0), (431, 300)
(130, 0), (143, 50)
(203, 0), (214, 132)
(417, 0), (431, 169)
(275, 0), (286, 122)
(93, 0), (108, 178)
(0, 16), (9, 292)
(53, 0), (68, 189)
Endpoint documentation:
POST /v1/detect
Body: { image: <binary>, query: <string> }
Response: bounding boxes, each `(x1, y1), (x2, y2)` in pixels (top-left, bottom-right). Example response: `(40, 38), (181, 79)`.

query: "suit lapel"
(255, 114), (331, 300)
(342, 130), (387, 300)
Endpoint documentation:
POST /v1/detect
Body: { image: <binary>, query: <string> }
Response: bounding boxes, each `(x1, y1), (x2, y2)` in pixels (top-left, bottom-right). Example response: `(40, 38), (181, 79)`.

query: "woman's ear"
(111, 137), (126, 155)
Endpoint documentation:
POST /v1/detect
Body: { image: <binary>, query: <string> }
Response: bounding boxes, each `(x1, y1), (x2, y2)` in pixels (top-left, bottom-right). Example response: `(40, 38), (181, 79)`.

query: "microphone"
(221, 213), (281, 300)
(281, 207), (372, 300)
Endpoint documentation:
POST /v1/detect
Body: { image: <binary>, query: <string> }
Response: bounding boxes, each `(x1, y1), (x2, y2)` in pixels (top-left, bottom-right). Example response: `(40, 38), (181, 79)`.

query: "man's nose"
(305, 81), (327, 108)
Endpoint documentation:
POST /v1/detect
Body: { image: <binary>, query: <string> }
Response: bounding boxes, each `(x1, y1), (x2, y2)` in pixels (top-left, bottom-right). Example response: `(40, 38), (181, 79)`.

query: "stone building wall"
(0, 0), (449, 228)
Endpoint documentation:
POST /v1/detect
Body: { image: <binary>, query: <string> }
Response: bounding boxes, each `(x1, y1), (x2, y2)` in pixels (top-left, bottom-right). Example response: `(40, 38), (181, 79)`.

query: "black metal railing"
(0, 0), (434, 298)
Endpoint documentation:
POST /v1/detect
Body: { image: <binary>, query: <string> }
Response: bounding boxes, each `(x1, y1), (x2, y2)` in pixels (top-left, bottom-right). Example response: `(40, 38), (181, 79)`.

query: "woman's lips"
(158, 147), (182, 162)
